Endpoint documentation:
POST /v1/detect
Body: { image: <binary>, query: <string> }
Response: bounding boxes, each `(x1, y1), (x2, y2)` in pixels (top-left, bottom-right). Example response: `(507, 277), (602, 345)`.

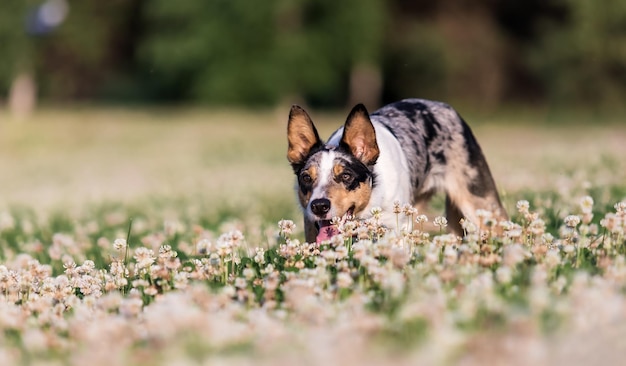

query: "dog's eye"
(300, 173), (313, 184)
(341, 172), (354, 184)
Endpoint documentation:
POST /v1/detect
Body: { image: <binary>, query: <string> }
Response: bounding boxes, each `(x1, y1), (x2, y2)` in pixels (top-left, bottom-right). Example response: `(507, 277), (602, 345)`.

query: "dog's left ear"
(341, 104), (379, 165)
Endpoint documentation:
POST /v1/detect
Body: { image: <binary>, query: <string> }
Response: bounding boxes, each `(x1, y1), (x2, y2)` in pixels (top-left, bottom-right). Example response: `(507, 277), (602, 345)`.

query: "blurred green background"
(2, 0), (625, 111)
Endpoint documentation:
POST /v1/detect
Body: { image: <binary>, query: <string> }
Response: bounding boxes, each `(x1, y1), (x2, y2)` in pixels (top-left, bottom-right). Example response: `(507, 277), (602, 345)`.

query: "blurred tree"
(0, 0), (39, 118)
(3, 0), (624, 110)
(274, 0), (385, 108)
(140, 0), (385, 107)
(140, 1), (284, 105)
(40, 0), (138, 100)
(529, 0), (626, 107)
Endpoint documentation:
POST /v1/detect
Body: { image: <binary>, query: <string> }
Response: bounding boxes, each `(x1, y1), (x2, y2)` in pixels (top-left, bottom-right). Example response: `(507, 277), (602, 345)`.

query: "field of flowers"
(0, 107), (625, 365)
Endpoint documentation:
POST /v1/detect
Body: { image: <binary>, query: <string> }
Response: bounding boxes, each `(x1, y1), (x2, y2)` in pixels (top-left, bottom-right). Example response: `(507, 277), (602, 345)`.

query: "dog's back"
(371, 99), (506, 232)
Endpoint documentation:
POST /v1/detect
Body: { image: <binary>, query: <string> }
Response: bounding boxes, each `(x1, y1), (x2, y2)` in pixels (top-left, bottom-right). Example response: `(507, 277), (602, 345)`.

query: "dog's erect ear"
(287, 105), (322, 166)
(341, 104), (379, 165)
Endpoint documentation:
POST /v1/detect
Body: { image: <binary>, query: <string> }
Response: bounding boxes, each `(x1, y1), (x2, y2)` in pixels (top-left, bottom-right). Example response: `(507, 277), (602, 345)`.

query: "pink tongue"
(316, 222), (339, 243)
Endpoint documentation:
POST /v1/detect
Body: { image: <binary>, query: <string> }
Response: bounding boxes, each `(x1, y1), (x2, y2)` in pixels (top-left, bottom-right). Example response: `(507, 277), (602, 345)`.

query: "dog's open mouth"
(315, 206), (355, 243)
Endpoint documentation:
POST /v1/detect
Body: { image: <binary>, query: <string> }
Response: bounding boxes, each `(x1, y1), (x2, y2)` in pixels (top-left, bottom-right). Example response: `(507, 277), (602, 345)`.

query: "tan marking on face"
(324, 164), (372, 217)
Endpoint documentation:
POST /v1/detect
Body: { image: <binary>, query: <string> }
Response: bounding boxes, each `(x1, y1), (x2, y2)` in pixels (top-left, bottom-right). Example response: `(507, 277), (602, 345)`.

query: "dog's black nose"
(310, 198), (331, 216)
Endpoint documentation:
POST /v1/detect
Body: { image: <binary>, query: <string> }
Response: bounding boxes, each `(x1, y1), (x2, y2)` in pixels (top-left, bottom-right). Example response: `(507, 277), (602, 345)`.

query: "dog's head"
(287, 104), (380, 242)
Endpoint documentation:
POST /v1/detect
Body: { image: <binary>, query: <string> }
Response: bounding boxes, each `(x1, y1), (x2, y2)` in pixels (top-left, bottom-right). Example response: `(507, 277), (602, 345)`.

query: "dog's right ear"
(287, 105), (322, 167)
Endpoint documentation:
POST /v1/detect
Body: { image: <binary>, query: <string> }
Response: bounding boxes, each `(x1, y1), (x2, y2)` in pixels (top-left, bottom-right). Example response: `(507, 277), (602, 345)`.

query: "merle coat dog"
(287, 98), (507, 243)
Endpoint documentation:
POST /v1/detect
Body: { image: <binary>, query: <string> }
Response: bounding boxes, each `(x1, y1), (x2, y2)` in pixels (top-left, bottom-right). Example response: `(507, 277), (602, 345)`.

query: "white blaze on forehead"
(310, 151), (335, 200)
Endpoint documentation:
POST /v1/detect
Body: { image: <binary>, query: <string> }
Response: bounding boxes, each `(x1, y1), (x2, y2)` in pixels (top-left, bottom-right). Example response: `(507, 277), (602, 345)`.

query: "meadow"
(0, 106), (625, 365)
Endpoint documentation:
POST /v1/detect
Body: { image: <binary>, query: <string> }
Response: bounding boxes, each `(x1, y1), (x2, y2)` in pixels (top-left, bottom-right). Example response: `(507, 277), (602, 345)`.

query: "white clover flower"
(433, 216), (448, 229)
(562, 244), (576, 254)
(541, 233), (554, 246)
(334, 245), (349, 261)
(415, 214), (428, 224)
(113, 238), (127, 251)
(529, 218), (546, 236)
(196, 238), (212, 255)
(579, 196), (594, 214)
(242, 268), (255, 281)
(505, 224), (523, 240)
(516, 200), (530, 215)
(159, 245), (177, 259)
(402, 204), (417, 217)
(134, 247), (155, 269)
(564, 215), (581, 228)
(370, 206), (382, 219)
(392, 200), (401, 214)
(601, 213), (622, 234)
(234, 277), (247, 289)
(109, 260), (127, 278)
(460, 219), (477, 234)
(80, 260), (96, 274)
(217, 230), (245, 252)
(278, 219), (296, 236)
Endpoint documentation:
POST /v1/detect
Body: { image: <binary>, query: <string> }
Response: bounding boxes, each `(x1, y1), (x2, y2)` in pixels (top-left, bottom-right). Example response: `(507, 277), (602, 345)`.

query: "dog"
(287, 98), (507, 243)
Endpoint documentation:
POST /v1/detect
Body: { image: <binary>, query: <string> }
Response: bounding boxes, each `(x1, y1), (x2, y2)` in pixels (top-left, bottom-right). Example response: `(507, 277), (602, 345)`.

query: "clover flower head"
(392, 200), (401, 214)
(516, 200), (530, 215)
(541, 233), (554, 246)
(529, 218), (546, 236)
(113, 238), (127, 251)
(433, 216), (448, 228)
(370, 207), (382, 219)
(564, 215), (581, 228)
(196, 238), (212, 255)
(134, 247), (155, 269)
(415, 214), (428, 224)
(278, 219), (296, 236)
(461, 218), (477, 234)
(579, 196), (594, 214)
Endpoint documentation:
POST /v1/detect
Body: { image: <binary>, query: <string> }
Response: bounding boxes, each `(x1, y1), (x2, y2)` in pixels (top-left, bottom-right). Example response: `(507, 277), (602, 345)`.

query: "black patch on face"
(335, 153), (375, 191)
(297, 170), (314, 195)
